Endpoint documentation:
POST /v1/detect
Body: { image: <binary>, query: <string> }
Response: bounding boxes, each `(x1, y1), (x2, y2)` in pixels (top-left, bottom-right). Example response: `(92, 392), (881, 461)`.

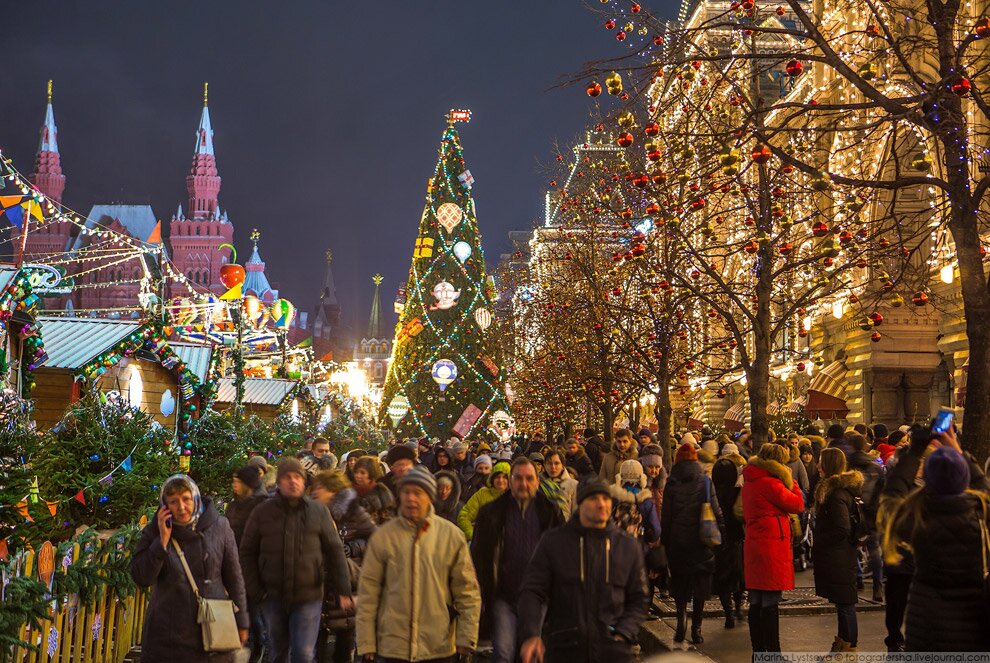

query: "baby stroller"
(793, 509), (814, 571)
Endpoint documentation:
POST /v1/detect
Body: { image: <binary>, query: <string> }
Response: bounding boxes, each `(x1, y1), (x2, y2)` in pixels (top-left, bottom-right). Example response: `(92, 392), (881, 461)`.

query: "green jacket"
(457, 487), (502, 541)
(356, 507), (481, 661)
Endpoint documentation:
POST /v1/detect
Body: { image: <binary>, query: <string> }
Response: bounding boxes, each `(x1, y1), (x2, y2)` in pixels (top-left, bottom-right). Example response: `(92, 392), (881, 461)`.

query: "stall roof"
(170, 341), (214, 385)
(214, 377), (298, 406)
(36, 317), (145, 370)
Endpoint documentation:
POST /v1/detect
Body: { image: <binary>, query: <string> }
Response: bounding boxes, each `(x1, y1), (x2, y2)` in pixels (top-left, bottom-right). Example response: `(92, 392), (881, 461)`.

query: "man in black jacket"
(240, 457), (352, 663)
(518, 477), (649, 663)
(471, 458), (563, 663)
(582, 427), (609, 474)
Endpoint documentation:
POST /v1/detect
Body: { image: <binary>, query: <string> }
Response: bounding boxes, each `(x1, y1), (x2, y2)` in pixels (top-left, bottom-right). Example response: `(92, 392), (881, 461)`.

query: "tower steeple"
(186, 82), (221, 220)
(243, 228), (277, 302)
(368, 274), (384, 339)
(32, 79), (65, 204)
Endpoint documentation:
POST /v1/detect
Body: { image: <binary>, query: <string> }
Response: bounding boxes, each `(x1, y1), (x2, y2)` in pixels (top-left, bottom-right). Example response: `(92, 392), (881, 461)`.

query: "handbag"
(700, 476), (722, 547)
(172, 539), (242, 652)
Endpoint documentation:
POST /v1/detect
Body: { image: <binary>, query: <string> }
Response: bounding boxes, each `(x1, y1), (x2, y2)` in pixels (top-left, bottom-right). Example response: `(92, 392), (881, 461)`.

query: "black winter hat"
(576, 476), (612, 505)
(385, 444), (417, 466)
(827, 423), (846, 440)
(235, 465), (262, 491)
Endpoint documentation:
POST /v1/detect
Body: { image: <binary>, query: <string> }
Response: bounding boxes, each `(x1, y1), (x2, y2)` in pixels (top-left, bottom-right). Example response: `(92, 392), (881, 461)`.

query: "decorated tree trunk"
(380, 115), (508, 440)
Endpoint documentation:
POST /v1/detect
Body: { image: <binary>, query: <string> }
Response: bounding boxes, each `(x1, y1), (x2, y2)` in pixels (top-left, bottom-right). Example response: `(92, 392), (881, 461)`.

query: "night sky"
(1, 1), (676, 340)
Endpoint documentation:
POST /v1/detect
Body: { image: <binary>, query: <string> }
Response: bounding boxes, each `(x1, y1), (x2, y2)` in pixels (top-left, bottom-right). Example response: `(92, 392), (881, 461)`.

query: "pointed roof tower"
(186, 82), (221, 221)
(315, 248), (341, 335)
(243, 228), (277, 301)
(31, 80), (65, 204)
(367, 274), (384, 339)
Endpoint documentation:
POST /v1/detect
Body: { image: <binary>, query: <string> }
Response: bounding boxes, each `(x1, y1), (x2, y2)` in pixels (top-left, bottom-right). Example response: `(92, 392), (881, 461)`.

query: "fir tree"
(380, 115), (507, 439)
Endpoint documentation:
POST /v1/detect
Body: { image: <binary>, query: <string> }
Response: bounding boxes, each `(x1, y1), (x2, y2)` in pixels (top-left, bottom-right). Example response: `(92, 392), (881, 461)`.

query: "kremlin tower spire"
(368, 274), (384, 339)
(31, 80), (65, 204)
(186, 82), (221, 221)
(168, 83), (233, 297)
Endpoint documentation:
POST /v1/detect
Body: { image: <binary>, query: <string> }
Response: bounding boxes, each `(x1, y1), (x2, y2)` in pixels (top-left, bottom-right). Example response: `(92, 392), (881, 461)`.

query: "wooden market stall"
(211, 377), (300, 423)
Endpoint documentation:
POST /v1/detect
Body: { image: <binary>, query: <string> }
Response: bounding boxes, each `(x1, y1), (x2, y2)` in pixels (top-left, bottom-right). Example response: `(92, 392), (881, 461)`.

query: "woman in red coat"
(741, 443), (804, 654)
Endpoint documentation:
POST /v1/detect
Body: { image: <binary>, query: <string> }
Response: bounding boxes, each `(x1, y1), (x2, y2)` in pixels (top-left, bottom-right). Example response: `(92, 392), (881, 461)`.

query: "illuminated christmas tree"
(380, 111), (508, 440)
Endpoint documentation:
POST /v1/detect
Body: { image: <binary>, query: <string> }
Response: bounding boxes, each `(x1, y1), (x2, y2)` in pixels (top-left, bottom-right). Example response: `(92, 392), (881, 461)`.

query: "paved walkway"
(641, 570), (890, 661)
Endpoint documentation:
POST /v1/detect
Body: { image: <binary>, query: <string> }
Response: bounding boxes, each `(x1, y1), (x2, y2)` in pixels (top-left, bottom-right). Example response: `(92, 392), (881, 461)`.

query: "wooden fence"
(6, 539), (148, 663)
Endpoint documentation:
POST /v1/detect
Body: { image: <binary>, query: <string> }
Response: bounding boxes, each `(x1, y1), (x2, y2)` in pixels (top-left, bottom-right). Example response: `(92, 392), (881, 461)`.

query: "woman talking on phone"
(131, 474), (249, 662)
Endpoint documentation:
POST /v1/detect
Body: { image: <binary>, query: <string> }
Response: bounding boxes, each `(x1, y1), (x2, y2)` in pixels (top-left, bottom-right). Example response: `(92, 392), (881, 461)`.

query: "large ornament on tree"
(431, 281), (461, 310)
(437, 203), (464, 233)
(387, 394), (410, 427)
(453, 241), (472, 262)
(432, 359), (458, 392)
(474, 307), (492, 330)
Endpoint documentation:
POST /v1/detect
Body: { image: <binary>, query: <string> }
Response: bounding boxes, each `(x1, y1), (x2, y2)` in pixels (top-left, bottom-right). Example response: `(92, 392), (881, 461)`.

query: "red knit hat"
(674, 442), (698, 464)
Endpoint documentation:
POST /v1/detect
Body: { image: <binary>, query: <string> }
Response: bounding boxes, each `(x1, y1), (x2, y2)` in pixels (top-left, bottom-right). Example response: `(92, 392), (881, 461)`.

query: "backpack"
(848, 495), (869, 543)
(612, 499), (644, 537)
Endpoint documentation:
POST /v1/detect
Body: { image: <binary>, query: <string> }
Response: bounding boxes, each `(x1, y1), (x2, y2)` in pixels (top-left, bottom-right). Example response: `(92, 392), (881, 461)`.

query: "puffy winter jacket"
(741, 456), (804, 591)
(565, 447), (595, 479)
(812, 471), (863, 605)
(224, 487), (267, 546)
(239, 491), (351, 605)
(434, 469), (465, 523)
(661, 460), (724, 576)
(903, 490), (990, 651)
(131, 498), (249, 663)
(517, 515), (649, 663)
(847, 449), (884, 528)
(599, 445), (639, 483)
(356, 507), (481, 661)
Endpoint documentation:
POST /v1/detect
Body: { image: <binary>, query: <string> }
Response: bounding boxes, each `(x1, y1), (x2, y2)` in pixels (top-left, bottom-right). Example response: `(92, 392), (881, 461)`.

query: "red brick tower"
(15, 80), (73, 263)
(168, 83), (233, 293)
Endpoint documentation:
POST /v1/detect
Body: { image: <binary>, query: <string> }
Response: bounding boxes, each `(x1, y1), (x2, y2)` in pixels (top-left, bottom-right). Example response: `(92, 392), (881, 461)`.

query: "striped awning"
(724, 397), (748, 433)
(688, 400), (707, 430)
(787, 396), (807, 414)
(806, 360), (848, 418)
(767, 401), (781, 417)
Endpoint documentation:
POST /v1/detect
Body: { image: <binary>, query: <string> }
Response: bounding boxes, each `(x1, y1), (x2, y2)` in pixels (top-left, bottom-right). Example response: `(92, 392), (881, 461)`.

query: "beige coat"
(356, 506), (481, 661)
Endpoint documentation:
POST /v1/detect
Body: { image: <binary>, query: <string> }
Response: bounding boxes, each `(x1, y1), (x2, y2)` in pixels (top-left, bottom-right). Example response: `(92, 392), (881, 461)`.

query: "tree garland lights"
(379, 115), (508, 439)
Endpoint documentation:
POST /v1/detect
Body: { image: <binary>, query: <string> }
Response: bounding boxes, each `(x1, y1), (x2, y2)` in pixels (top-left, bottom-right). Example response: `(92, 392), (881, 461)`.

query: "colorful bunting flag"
(46, 501), (58, 518)
(0, 195), (44, 229)
(73, 490), (86, 505)
(145, 220), (161, 244)
(121, 455), (133, 473)
(219, 283), (242, 301)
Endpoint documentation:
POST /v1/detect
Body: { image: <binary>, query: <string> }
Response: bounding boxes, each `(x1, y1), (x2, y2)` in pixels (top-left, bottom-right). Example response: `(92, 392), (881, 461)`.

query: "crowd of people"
(130, 420), (990, 662)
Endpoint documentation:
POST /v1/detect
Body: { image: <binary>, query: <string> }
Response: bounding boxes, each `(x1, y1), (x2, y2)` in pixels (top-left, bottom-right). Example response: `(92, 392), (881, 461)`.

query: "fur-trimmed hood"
(698, 449), (716, 465)
(743, 456), (794, 490)
(788, 445), (800, 463)
(814, 469), (863, 506)
(609, 482), (650, 505)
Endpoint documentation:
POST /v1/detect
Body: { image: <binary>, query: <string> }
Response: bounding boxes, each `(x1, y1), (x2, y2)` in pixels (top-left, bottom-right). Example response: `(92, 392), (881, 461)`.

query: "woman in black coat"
(131, 475), (248, 662)
(812, 448), (863, 654)
(712, 454), (746, 628)
(884, 432), (990, 652)
(662, 443), (724, 645)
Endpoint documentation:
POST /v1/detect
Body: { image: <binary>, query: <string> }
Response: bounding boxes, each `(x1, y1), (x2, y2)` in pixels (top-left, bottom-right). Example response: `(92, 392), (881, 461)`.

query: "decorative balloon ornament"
(453, 241), (473, 263)
(432, 359), (458, 397)
(474, 307), (492, 331)
(271, 299), (296, 328)
(387, 393), (410, 427)
(437, 203), (464, 233)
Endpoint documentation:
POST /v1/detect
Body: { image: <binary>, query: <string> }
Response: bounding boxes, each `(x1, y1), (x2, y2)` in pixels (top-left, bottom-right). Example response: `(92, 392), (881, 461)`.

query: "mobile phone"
(932, 408), (955, 434)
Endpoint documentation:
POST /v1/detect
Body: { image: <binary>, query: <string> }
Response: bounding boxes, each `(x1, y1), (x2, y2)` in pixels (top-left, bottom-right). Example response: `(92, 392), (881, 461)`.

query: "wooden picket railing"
(6, 540), (148, 663)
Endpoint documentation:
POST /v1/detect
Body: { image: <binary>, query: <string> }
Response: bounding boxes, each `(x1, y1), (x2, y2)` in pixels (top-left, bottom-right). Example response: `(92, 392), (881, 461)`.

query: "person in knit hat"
(680, 432), (698, 447)
(356, 467), (481, 662)
(662, 442), (724, 644)
(880, 426), (990, 652)
(239, 457), (352, 663)
(610, 460), (661, 568)
(462, 454), (493, 501)
(457, 461), (511, 540)
(226, 465), (267, 545)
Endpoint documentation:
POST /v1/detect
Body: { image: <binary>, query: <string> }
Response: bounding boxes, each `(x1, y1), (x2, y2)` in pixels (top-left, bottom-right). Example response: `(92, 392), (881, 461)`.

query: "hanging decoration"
(431, 359), (458, 392)
(436, 203), (463, 233)
(431, 281), (461, 310)
(474, 308), (492, 331)
(387, 394), (410, 427)
(452, 241), (472, 263)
